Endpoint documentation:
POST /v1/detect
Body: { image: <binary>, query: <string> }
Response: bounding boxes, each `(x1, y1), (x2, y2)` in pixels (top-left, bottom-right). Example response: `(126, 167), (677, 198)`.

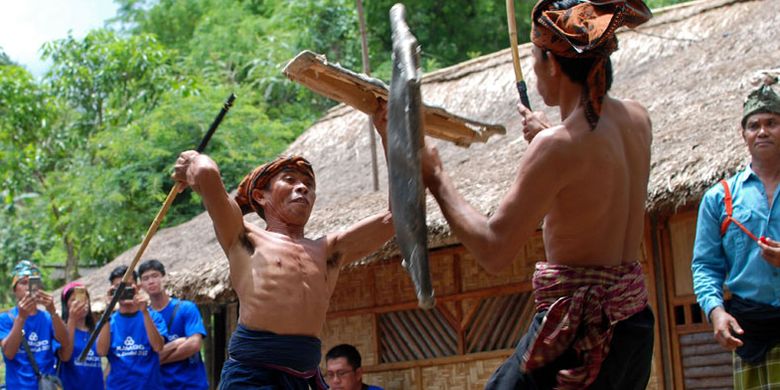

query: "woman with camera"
(57, 282), (104, 389)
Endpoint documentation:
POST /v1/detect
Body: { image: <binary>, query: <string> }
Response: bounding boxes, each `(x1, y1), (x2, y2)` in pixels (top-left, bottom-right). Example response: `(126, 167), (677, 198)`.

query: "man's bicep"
(198, 173), (246, 251)
(328, 211), (394, 267)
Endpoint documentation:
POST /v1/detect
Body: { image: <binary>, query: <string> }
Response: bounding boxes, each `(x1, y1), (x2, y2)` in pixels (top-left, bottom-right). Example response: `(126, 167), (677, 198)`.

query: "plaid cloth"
(520, 261), (649, 389)
(735, 344), (780, 390)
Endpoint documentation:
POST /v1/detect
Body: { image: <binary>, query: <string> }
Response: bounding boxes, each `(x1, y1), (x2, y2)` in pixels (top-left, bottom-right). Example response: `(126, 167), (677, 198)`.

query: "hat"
(531, 0), (652, 129)
(742, 81), (780, 128)
(11, 260), (40, 288)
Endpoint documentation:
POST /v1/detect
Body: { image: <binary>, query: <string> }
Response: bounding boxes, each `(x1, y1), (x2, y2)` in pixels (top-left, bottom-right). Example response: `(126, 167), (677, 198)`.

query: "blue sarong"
(218, 324), (327, 390)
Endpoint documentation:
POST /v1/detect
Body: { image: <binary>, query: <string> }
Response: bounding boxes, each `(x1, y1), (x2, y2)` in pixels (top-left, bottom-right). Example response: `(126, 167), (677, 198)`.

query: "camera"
(28, 275), (43, 296)
(121, 286), (136, 300)
(109, 286), (136, 301)
(71, 286), (88, 304)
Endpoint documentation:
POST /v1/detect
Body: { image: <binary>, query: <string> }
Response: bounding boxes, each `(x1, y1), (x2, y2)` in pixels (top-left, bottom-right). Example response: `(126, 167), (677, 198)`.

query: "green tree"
(0, 48), (12, 65)
(0, 64), (65, 298)
(0, 30), (191, 283)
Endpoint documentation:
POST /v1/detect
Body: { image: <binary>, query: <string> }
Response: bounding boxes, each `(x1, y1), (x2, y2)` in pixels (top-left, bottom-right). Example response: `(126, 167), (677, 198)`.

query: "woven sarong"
(520, 261), (649, 389)
(734, 344), (780, 390)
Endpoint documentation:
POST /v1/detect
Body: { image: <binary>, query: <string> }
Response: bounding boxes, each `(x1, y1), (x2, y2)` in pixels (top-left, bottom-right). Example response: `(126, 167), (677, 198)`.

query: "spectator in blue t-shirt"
(97, 265), (167, 390)
(0, 260), (70, 390)
(139, 259), (208, 390)
(325, 344), (384, 390)
(57, 281), (104, 390)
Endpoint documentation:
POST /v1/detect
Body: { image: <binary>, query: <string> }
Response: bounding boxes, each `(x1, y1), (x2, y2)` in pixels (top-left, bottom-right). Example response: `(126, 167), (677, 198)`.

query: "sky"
(0, 0), (119, 78)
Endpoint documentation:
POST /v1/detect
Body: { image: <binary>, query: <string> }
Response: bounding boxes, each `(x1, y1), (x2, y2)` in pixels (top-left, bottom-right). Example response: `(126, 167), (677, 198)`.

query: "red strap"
(719, 180), (733, 236)
(719, 179), (759, 242)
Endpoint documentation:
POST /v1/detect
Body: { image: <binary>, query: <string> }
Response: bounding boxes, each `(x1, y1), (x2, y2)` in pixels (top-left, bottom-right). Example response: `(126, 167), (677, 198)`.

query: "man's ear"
(547, 53), (561, 77)
(355, 367), (363, 382)
(251, 188), (267, 208)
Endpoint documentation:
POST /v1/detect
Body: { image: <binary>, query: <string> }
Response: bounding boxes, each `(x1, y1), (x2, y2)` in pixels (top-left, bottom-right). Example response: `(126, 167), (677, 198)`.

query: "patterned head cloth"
(234, 155), (315, 219)
(531, 0), (652, 129)
(11, 260), (41, 288)
(742, 81), (780, 128)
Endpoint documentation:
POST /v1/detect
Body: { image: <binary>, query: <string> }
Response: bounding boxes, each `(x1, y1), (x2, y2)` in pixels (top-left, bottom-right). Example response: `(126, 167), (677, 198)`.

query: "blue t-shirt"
(57, 328), (104, 390)
(0, 308), (57, 390)
(106, 310), (167, 390)
(154, 298), (208, 390)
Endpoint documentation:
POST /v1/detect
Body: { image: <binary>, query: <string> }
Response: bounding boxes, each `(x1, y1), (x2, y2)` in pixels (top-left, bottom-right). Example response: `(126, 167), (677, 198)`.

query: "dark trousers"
(218, 325), (325, 390)
(485, 306), (655, 390)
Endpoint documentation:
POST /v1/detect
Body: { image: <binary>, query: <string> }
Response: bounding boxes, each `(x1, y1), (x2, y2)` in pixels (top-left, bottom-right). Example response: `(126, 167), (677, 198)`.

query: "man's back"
(541, 97), (652, 266)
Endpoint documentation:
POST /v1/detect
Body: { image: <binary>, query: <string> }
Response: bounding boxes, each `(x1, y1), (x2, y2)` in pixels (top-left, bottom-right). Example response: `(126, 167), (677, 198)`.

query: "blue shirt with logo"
(0, 308), (57, 390)
(56, 328), (104, 390)
(154, 298), (208, 390)
(106, 310), (167, 390)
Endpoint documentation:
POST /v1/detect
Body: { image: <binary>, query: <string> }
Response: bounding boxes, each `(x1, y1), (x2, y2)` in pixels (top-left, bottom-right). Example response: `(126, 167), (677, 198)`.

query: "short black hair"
(138, 259), (166, 278)
(109, 265), (137, 284)
(544, 51), (614, 93)
(325, 344), (362, 369)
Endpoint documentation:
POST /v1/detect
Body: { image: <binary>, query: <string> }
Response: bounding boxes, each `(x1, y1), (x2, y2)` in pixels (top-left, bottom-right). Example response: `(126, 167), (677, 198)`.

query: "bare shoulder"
(617, 98), (652, 130)
(529, 123), (581, 158)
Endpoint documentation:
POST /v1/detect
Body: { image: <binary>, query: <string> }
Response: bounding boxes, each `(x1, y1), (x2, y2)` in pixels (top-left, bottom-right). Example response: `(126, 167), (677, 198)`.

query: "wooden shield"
(388, 4), (434, 309)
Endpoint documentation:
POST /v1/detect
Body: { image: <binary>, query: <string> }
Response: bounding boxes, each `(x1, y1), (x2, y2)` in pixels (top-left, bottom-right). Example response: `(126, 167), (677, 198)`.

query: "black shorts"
(485, 306), (655, 390)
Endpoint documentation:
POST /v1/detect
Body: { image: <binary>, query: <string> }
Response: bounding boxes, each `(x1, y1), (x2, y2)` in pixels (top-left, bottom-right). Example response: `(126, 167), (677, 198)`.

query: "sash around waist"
(227, 324), (322, 372)
(727, 295), (780, 364)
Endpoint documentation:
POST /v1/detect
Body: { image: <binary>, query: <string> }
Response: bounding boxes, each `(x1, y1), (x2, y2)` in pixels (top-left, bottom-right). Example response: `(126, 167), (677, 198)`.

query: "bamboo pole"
(357, 0), (380, 191)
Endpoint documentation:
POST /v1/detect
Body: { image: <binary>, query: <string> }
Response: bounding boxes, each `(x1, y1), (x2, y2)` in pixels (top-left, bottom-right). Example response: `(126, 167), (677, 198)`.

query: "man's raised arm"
(326, 102), (395, 268)
(173, 151), (245, 253)
(422, 129), (568, 274)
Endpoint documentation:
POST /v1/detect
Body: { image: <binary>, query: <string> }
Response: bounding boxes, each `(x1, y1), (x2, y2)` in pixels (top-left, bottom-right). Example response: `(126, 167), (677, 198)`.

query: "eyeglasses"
(325, 369), (354, 380)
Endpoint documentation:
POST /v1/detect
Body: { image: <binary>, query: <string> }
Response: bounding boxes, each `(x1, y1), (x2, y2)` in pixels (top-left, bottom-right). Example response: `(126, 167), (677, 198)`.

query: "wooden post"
(651, 214), (676, 390)
(199, 305), (215, 390)
(225, 303), (238, 345)
(356, 0), (380, 191)
(213, 304), (227, 380)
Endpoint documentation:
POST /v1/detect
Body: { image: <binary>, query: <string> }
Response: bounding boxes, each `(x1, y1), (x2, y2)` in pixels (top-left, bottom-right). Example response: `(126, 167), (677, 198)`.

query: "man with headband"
(1, 260), (70, 389)
(172, 106), (393, 389)
(692, 80), (780, 389)
(421, 0), (655, 388)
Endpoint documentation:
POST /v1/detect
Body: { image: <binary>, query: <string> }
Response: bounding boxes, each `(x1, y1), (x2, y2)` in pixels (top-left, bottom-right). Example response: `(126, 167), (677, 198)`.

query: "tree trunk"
(35, 171), (80, 281)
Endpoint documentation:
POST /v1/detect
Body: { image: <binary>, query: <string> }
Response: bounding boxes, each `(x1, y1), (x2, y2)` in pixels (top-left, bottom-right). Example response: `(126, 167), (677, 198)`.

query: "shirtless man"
(172, 110), (392, 389)
(422, 1), (654, 388)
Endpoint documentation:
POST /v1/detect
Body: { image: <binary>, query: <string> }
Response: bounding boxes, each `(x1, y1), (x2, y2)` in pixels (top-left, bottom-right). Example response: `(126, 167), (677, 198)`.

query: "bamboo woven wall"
(362, 368), (418, 389)
(329, 233), (545, 312)
(320, 313), (377, 365)
(420, 358), (507, 389)
(459, 235), (541, 292)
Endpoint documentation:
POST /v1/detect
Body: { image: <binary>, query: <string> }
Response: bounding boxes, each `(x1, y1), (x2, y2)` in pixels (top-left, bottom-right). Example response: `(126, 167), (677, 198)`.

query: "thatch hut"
(71, 0), (780, 388)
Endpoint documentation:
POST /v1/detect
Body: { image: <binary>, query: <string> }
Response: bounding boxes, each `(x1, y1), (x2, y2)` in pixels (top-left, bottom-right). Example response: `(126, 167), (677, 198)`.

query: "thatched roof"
(71, 0), (780, 305)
